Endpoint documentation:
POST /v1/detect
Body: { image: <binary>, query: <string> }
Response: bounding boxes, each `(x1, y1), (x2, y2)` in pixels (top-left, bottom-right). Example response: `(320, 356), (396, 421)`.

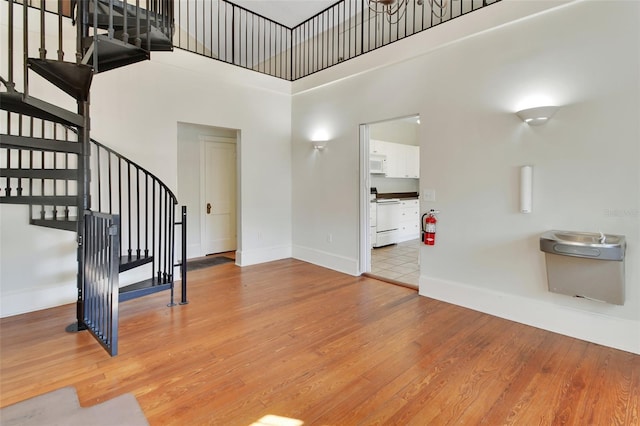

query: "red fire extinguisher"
(422, 209), (438, 246)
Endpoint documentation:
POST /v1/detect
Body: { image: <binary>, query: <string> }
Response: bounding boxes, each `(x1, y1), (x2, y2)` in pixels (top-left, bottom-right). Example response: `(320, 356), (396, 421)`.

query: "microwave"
(370, 154), (387, 174)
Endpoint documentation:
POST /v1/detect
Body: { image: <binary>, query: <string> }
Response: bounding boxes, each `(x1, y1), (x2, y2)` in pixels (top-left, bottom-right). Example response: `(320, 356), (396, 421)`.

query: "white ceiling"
(231, 0), (339, 27)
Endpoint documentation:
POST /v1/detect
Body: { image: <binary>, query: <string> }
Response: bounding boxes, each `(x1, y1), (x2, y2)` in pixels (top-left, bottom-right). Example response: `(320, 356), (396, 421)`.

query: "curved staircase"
(0, 0), (185, 356)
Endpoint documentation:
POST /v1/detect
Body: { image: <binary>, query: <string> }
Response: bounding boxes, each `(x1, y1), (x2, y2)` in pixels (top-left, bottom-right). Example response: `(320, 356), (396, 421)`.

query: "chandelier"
(367, 0), (451, 24)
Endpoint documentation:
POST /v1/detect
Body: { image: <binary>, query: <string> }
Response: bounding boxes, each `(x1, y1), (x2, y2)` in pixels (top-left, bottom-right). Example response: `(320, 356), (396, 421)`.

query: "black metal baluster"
(56, 0), (64, 60)
(232, 6), (236, 65)
(202, 0), (205, 55)
(168, 201), (175, 283)
(133, 0), (140, 48)
(321, 13), (324, 69)
(39, 0), (46, 59)
(163, 190), (168, 282)
(40, 138), (45, 219)
(224, 2), (228, 61)
(65, 127), (70, 219)
(144, 173), (149, 258)
(7, 0), (14, 92)
(53, 124), (58, 219)
(22, 0), (28, 97)
(244, 10), (247, 66)
(122, 0), (129, 43)
(289, 27), (293, 80)
(127, 163), (132, 258)
(136, 167), (140, 259)
(16, 114), (23, 196)
(179, 206), (188, 305)
(118, 158), (122, 252)
(153, 183), (159, 281)
(107, 148), (113, 213)
(28, 118), (33, 200)
(96, 146), (101, 212)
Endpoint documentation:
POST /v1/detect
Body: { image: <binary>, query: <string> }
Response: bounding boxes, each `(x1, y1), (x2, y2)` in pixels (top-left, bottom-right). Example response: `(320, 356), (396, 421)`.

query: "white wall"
(90, 50), (293, 268)
(370, 119), (419, 145)
(1, 40), (293, 316)
(291, 0), (639, 354)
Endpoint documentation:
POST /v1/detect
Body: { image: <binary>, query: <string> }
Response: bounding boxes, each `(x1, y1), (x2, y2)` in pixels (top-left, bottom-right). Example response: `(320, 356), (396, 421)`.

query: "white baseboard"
(419, 276), (640, 355)
(1, 285), (76, 318)
(235, 244), (292, 266)
(292, 245), (359, 276)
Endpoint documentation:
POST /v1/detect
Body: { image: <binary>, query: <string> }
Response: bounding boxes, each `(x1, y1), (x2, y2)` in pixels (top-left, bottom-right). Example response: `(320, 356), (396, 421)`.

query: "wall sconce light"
(516, 106), (558, 126)
(312, 140), (327, 151)
(520, 165), (533, 213)
(311, 129), (330, 151)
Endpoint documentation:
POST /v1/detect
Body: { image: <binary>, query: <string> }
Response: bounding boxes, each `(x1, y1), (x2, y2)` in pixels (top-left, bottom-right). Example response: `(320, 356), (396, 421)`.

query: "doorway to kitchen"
(177, 122), (239, 261)
(361, 115), (421, 288)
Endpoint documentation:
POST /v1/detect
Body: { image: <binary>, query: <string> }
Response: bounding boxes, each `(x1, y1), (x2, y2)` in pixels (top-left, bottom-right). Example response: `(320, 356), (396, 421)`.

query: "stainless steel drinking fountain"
(540, 230), (627, 305)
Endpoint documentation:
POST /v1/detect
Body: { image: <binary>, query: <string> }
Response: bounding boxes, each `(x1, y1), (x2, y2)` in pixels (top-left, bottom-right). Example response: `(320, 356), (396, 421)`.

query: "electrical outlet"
(327, 233), (333, 243)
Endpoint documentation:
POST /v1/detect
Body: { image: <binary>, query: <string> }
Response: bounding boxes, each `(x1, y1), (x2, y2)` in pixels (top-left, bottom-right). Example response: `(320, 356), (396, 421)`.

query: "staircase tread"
(120, 277), (169, 292)
(32, 216), (77, 221)
(114, 27), (173, 52)
(0, 168), (78, 179)
(119, 255), (153, 272)
(119, 277), (172, 302)
(27, 58), (93, 101)
(0, 92), (84, 127)
(1, 195), (78, 205)
(84, 35), (150, 73)
(0, 134), (82, 154)
(31, 217), (77, 231)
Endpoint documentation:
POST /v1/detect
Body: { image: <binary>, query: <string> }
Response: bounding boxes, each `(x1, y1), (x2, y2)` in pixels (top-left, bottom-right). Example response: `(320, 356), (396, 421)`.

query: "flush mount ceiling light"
(368, 0), (454, 23)
(516, 106), (559, 126)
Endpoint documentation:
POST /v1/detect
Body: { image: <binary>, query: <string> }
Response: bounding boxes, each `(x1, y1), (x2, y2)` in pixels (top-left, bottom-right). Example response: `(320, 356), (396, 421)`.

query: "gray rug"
(187, 256), (234, 271)
(0, 387), (149, 426)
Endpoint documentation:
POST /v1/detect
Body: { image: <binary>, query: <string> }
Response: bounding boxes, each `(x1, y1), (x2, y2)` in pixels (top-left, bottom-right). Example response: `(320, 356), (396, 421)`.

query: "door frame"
(358, 124), (371, 275)
(198, 134), (238, 257)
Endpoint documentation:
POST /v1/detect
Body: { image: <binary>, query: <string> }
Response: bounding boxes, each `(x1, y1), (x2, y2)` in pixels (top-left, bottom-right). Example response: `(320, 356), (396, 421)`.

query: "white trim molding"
(420, 276), (640, 355)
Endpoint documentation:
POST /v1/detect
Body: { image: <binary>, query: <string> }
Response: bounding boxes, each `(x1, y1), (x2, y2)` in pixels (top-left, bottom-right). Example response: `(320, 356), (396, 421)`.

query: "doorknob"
(206, 203), (212, 214)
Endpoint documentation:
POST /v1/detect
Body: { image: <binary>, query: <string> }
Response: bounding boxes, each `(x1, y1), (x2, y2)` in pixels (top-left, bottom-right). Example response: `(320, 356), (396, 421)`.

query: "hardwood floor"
(1, 259), (638, 425)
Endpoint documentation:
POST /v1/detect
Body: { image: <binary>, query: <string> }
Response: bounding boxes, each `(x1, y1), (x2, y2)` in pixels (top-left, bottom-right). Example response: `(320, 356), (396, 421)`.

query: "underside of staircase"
(0, 0), (185, 356)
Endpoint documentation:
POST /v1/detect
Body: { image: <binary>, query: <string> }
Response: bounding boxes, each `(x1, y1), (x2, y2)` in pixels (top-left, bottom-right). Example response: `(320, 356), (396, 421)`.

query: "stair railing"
(90, 138), (178, 287)
(2, 0), (185, 322)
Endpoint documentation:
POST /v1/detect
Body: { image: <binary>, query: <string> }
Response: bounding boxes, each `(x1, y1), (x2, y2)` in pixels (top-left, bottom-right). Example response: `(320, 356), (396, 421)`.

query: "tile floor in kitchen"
(370, 238), (420, 286)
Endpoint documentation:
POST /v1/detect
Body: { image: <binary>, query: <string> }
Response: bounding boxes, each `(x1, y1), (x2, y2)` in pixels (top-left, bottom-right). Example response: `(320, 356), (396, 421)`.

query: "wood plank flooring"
(1, 259), (639, 425)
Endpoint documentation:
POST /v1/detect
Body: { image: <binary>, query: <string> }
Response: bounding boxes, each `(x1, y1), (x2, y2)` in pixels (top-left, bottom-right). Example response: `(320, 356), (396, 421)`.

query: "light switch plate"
(423, 189), (436, 202)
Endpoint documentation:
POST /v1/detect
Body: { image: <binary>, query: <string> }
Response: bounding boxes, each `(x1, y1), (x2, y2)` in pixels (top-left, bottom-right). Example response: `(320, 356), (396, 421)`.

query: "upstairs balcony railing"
(175, 0), (501, 81)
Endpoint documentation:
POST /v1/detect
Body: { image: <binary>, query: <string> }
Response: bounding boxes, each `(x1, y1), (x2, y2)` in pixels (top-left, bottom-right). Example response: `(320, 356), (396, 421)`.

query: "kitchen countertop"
(375, 192), (419, 200)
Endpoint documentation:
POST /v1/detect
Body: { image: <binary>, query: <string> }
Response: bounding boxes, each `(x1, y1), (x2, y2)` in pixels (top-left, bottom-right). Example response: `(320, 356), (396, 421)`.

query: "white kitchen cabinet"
(404, 145), (420, 178)
(398, 199), (420, 242)
(382, 142), (403, 178)
(369, 201), (377, 248)
(370, 139), (385, 155)
(370, 139), (419, 178)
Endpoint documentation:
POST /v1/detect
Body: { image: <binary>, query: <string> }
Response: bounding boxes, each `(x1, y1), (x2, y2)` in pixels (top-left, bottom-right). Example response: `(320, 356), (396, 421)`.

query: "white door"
(201, 138), (237, 255)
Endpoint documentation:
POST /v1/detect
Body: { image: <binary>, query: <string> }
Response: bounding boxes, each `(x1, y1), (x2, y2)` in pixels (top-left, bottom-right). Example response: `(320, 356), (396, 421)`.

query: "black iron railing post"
(179, 205), (188, 305)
